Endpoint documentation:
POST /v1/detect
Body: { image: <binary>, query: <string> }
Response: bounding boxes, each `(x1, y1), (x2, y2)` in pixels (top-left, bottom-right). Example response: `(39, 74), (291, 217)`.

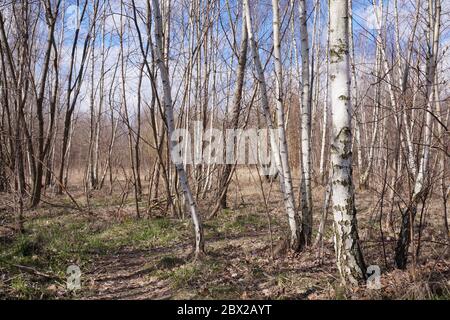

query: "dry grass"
(0, 168), (449, 300)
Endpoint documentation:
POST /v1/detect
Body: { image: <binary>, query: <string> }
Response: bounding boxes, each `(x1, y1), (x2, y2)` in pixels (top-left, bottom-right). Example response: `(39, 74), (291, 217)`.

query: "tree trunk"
(299, 0), (313, 247)
(151, 0), (205, 258)
(319, 5), (330, 185)
(395, 0), (441, 269)
(219, 14), (248, 210)
(329, 0), (366, 285)
(244, 0), (301, 251)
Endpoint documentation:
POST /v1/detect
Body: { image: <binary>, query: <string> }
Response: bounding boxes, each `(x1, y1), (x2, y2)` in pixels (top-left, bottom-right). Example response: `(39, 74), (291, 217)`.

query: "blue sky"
(48, 0), (450, 113)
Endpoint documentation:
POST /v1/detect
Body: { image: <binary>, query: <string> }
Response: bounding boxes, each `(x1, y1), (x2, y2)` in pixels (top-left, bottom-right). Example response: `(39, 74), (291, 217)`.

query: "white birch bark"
(243, 0), (301, 250)
(151, 0), (205, 257)
(413, 0), (440, 200)
(348, 0), (364, 177)
(272, 0), (301, 250)
(319, 5), (330, 184)
(298, 0), (313, 246)
(399, 0), (421, 178)
(329, 0), (366, 285)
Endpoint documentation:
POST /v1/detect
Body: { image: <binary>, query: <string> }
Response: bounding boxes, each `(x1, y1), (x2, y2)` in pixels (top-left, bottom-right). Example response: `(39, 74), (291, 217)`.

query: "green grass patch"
(156, 255), (185, 269)
(0, 214), (188, 299)
(86, 217), (182, 251)
(155, 257), (227, 293)
(205, 212), (267, 238)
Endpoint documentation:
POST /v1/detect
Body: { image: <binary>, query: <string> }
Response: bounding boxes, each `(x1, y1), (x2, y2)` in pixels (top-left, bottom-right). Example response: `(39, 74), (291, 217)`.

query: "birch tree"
(273, 0), (302, 251)
(244, 0), (301, 251)
(319, 5), (330, 185)
(151, 0), (205, 257)
(329, 0), (366, 285)
(298, 0), (313, 247)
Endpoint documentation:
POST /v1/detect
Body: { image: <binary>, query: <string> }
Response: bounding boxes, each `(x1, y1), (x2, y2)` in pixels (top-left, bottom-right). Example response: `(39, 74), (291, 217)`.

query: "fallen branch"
(1, 260), (62, 280)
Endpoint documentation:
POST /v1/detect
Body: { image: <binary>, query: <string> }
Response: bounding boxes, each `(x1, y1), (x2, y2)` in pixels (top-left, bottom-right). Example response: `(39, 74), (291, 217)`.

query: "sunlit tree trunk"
(151, 0), (205, 257)
(319, 5), (330, 185)
(298, 0), (313, 247)
(329, 0), (366, 285)
(244, 0), (301, 251)
(273, 0), (301, 251)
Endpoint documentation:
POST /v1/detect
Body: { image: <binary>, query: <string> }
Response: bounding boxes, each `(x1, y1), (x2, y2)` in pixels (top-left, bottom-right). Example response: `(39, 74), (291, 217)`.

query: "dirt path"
(83, 243), (190, 299)
(81, 230), (330, 300)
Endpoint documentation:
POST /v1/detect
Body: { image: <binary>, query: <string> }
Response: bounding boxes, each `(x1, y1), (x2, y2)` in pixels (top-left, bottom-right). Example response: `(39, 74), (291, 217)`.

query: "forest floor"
(0, 171), (449, 300)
